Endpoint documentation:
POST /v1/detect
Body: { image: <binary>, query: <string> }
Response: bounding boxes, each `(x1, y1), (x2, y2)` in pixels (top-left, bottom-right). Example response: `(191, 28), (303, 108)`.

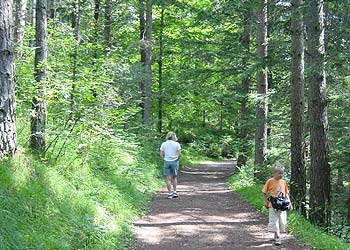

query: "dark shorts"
(163, 160), (179, 176)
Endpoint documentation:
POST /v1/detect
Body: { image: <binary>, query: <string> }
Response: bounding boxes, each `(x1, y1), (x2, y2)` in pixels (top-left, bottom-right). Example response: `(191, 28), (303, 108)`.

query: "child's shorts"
(268, 208), (287, 233)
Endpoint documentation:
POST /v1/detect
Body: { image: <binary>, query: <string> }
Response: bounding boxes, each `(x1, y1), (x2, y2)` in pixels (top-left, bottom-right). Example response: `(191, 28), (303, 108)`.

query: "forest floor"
(132, 162), (311, 250)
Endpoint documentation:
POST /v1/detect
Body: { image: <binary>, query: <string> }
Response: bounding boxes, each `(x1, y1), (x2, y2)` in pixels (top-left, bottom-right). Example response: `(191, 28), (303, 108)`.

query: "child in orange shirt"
(262, 163), (293, 245)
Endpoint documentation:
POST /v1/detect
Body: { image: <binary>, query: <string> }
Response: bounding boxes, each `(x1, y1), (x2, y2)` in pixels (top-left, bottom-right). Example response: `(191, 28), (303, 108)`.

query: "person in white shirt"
(160, 132), (181, 199)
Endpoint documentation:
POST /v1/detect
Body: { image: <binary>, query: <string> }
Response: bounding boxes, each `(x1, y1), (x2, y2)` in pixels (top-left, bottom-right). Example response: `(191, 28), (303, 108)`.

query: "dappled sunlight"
(134, 163), (308, 250)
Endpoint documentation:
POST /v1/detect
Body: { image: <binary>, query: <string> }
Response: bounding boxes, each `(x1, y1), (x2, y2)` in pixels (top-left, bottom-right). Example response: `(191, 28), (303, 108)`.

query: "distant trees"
(0, 0), (18, 156)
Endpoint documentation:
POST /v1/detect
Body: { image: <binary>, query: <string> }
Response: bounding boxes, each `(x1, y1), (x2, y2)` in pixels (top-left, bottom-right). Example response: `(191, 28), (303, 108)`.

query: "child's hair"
(166, 131), (177, 141)
(272, 163), (285, 173)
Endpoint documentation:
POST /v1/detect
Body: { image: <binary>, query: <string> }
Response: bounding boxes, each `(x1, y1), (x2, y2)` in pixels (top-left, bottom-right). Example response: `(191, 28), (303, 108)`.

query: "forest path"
(132, 162), (309, 250)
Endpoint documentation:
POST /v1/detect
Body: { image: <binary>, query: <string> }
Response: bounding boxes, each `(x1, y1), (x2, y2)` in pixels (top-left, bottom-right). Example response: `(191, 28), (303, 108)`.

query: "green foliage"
(228, 168), (350, 250)
(177, 129), (242, 159)
(0, 110), (163, 249)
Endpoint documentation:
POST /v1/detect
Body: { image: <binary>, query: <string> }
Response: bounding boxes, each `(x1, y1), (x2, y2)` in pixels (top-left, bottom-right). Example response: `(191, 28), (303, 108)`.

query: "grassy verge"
(228, 164), (350, 250)
(1, 112), (214, 250)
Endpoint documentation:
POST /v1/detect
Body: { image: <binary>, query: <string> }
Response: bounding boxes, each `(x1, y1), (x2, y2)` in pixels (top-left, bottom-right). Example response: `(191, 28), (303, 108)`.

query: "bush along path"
(132, 162), (310, 250)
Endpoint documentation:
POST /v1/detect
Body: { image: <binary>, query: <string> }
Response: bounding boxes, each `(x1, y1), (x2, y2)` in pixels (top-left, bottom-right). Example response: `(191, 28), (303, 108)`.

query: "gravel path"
(133, 162), (310, 250)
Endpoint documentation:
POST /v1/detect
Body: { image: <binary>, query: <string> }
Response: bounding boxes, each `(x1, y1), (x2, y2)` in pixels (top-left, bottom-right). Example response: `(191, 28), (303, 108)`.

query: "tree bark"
(30, 0), (47, 152)
(14, 0), (27, 57)
(48, 0), (55, 19)
(104, 0), (111, 55)
(143, 0), (152, 125)
(157, 7), (164, 133)
(93, 0), (100, 59)
(70, 0), (80, 117)
(139, 0), (146, 118)
(237, 6), (251, 167)
(0, 0), (18, 157)
(254, 0), (268, 178)
(306, 0), (331, 228)
(27, 0), (35, 26)
(290, 0), (306, 216)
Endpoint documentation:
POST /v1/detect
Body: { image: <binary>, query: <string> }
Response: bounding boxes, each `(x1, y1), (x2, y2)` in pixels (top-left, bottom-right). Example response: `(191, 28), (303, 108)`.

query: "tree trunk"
(202, 110), (206, 128)
(306, 0), (331, 228)
(70, 0), (80, 117)
(14, 0), (27, 57)
(290, 0), (306, 216)
(27, 0), (35, 26)
(143, 0), (152, 125)
(48, 0), (55, 19)
(254, 0), (268, 178)
(139, 0), (146, 119)
(93, 0), (100, 59)
(104, 0), (111, 55)
(30, 0), (47, 152)
(0, 0), (18, 157)
(237, 6), (251, 168)
(157, 7), (164, 133)
(348, 188), (350, 225)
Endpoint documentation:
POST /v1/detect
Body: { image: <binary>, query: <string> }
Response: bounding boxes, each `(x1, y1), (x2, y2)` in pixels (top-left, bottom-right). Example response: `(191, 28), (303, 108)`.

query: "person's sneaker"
(172, 192), (178, 198)
(274, 237), (281, 245)
(167, 193), (173, 199)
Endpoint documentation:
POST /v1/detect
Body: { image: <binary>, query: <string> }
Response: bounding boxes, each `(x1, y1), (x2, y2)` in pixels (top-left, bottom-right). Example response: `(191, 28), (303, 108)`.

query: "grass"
(228, 164), (350, 250)
(0, 114), (167, 249)
(0, 145), (162, 249)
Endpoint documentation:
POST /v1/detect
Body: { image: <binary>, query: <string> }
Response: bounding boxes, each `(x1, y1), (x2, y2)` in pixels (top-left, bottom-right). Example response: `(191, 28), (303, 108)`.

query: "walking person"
(160, 132), (181, 199)
(262, 163), (293, 245)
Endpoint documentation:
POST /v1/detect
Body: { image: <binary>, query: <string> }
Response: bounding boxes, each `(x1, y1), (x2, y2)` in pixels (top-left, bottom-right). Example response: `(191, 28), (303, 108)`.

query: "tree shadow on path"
(133, 162), (310, 250)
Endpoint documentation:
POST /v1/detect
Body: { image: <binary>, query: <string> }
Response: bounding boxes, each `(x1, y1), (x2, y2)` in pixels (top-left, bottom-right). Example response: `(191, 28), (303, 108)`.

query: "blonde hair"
(272, 163), (285, 173)
(166, 131), (177, 141)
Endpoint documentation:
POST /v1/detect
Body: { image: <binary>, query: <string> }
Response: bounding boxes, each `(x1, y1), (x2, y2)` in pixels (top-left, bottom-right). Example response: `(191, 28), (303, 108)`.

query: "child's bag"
(269, 193), (290, 211)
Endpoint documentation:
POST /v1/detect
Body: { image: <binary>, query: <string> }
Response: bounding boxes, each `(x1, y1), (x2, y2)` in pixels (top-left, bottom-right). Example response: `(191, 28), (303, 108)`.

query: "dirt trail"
(133, 162), (310, 250)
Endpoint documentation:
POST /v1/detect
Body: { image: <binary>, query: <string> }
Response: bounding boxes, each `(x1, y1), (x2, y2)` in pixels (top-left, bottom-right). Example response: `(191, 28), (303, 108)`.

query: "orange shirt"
(262, 178), (289, 197)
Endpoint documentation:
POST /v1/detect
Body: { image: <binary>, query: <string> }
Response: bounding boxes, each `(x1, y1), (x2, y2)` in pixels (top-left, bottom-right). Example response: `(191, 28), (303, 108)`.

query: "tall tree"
(30, 0), (47, 152)
(27, 0), (35, 26)
(48, 0), (55, 19)
(93, 0), (101, 59)
(306, 0), (331, 227)
(139, 0), (152, 125)
(157, 7), (165, 133)
(139, 0), (146, 120)
(14, 0), (27, 57)
(254, 0), (268, 177)
(70, 0), (80, 117)
(143, 0), (152, 125)
(104, 0), (111, 54)
(0, 0), (18, 157)
(290, 0), (306, 216)
(237, 4), (252, 167)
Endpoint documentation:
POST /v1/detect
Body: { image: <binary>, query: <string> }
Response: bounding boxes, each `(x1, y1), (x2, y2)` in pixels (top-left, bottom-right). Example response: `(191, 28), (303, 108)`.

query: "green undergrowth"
(180, 146), (217, 167)
(0, 128), (167, 249)
(228, 164), (350, 250)
(0, 149), (162, 249)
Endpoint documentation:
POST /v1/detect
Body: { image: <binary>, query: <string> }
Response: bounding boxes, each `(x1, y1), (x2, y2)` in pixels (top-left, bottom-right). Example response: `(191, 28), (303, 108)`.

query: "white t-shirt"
(160, 140), (181, 161)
